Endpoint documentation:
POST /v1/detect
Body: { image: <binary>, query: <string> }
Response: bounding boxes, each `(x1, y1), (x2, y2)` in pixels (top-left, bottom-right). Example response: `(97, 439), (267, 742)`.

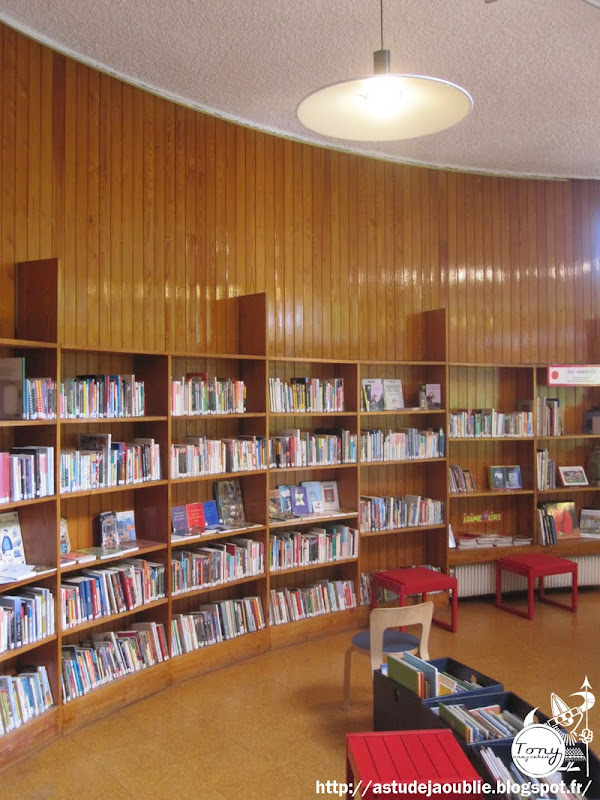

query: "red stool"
(371, 567), (458, 632)
(346, 729), (482, 799)
(495, 553), (578, 620)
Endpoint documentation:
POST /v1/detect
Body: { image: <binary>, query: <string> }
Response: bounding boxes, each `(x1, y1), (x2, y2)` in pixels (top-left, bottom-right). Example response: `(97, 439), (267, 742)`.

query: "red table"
(495, 553), (578, 620)
(371, 567), (458, 632)
(346, 729), (482, 799)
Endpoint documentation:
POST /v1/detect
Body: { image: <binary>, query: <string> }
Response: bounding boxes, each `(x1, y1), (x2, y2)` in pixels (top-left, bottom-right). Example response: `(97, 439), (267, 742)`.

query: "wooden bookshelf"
(3, 260), (599, 767)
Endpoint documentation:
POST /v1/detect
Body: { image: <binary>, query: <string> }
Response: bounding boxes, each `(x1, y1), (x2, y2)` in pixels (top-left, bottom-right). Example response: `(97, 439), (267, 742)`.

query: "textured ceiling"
(2, 0), (600, 179)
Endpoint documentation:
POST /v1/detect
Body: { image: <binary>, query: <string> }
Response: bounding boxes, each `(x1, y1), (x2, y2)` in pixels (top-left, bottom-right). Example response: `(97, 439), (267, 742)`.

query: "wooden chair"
(343, 601), (433, 710)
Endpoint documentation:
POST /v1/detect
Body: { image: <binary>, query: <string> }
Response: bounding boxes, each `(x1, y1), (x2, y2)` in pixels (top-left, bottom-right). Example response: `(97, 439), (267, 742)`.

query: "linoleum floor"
(1, 591), (599, 799)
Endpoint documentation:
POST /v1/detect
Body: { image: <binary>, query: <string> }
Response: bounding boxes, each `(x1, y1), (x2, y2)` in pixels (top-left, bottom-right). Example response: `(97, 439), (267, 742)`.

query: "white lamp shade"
(297, 73), (473, 142)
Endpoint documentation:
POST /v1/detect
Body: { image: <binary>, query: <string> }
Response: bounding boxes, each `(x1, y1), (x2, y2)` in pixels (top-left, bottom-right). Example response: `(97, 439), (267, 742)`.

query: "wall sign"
(548, 365), (600, 386)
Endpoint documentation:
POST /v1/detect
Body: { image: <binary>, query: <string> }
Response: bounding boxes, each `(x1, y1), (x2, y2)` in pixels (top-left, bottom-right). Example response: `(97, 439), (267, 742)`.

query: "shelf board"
(0, 496), (56, 512)
(171, 571), (266, 601)
(61, 597), (168, 636)
(60, 479), (168, 499)
(360, 523), (446, 538)
(60, 415), (167, 424)
(0, 633), (58, 665)
(0, 569), (57, 593)
(537, 486), (600, 495)
(448, 361), (536, 369)
(268, 411), (355, 417)
(171, 412), (265, 420)
(171, 351), (265, 361)
(449, 538), (600, 564)
(171, 469), (267, 485)
(0, 337), (57, 350)
(268, 355), (356, 365)
(60, 540), (166, 573)
(60, 343), (167, 357)
(359, 360), (446, 367)
(359, 408), (446, 416)
(270, 557), (358, 577)
(360, 457), (446, 467)
(171, 524), (265, 547)
(448, 436), (534, 442)
(169, 627), (270, 683)
(449, 489), (534, 499)
(270, 462), (356, 474)
(537, 434), (600, 440)
(0, 418), (56, 427)
(268, 511), (357, 529)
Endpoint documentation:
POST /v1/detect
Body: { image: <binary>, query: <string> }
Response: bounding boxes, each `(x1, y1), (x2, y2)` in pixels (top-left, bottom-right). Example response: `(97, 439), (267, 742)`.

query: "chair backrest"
(369, 601), (434, 673)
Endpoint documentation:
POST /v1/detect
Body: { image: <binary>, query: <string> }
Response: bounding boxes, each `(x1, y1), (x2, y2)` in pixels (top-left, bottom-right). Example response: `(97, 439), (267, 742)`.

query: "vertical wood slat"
(1, 21), (600, 369)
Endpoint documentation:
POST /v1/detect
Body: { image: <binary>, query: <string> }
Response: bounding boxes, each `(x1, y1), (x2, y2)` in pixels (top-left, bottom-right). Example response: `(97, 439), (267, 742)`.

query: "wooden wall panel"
(1, 22), (600, 364)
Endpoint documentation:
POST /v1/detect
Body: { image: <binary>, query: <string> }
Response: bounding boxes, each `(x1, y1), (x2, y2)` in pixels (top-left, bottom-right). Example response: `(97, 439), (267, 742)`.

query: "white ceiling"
(2, 0), (600, 179)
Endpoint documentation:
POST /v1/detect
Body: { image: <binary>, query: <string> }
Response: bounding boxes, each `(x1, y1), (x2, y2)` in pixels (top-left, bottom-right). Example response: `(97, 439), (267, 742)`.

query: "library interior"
(0, 2), (599, 798)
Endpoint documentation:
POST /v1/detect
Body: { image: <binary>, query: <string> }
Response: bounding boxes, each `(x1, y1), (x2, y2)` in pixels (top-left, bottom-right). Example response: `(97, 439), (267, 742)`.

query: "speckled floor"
(1, 591), (598, 799)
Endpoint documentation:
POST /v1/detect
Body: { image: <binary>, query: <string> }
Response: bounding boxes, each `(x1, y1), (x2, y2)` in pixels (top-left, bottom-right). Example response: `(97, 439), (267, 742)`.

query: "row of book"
(448, 409), (534, 438)
(360, 427), (445, 463)
(479, 746), (587, 800)
(171, 376), (246, 416)
(537, 447), (557, 489)
(170, 596), (266, 654)
(359, 494), (444, 532)
(60, 559), (166, 628)
(269, 525), (359, 571)
(171, 539), (265, 595)
(456, 534), (532, 550)
(61, 622), (169, 703)
(0, 666), (53, 736)
(23, 377), (57, 420)
(269, 579), (357, 625)
(60, 374), (145, 418)
(536, 396), (562, 436)
(0, 447), (54, 503)
(170, 436), (269, 478)
(60, 438), (161, 493)
(438, 698), (524, 744)
(269, 429), (357, 468)
(386, 652), (485, 699)
(269, 480), (342, 521)
(268, 377), (344, 413)
(360, 378), (406, 411)
(0, 585), (55, 653)
(448, 464), (477, 493)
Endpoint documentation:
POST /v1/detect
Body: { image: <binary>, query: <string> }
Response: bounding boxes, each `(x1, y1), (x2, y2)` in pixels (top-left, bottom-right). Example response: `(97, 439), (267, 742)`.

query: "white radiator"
(453, 554), (600, 598)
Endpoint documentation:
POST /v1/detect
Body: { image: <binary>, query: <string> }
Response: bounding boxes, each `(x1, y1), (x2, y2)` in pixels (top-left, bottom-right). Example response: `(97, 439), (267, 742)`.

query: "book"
(278, 485), (293, 516)
(539, 500), (580, 540)
(320, 481), (340, 512)
(115, 510), (137, 543)
(214, 479), (246, 526)
(425, 384), (442, 410)
(59, 517), (71, 555)
(186, 502), (206, 531)
(579, 508), (600, 537)
(0, 511), (25, 565)
(61, 550), (97, 564)
(382, 379), (404, 410)
(361, 379), (385, 411)
(301, 481), (324, 513)
(291, 485), (309, 516)
(386, 653), (424, 698)
(171, 505), (189, 533)
(487, 465), (522, 490)
(97, 511), (119, 549)
(76, 545), (125, 560)
(202, 500), (222, 529)
(0, 357), (24, 419)
(0, 563), (55, 583)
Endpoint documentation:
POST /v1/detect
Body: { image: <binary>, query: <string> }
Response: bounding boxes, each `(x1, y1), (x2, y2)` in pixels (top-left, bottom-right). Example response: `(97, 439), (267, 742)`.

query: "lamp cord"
(380, 0), (384, 49)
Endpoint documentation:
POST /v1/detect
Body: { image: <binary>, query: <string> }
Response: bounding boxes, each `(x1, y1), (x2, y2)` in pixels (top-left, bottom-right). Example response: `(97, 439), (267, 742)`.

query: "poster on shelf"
(548, 364), (600, 386)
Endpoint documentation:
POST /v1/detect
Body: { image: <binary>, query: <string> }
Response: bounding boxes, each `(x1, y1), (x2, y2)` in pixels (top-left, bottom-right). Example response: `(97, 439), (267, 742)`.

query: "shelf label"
(548, 364), (600, 386)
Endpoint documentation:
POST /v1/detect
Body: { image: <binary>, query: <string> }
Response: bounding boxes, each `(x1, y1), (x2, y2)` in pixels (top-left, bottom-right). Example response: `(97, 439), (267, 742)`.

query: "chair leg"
(343, 646), (353, 710)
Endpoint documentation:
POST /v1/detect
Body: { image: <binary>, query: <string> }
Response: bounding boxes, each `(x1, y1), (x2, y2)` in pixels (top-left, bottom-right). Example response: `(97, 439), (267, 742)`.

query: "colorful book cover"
(115, 509), (137, 543)
(291, 485), (309, 516)
(0, 511), (25, 565)
(203, 500), (221, 529)
(320, 481), (340, 512)
(386, 654), (424, 698)
(278, 485), (293, 516)
(186, 502), (206, 531)
(214, 479), (246, 526)
(171, 505), (189, 532)
(301, 481), (324, 513)
(97, 511), (119, 549)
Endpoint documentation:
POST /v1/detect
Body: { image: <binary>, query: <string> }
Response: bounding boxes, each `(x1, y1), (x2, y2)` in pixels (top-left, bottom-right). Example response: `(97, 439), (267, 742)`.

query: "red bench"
(371, 567), (458, 632)
(495, 553), (578, 620)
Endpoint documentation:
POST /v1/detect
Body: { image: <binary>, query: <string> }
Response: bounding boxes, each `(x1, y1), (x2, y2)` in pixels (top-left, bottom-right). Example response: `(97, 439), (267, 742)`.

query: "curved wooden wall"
(1, 23), (599, 362)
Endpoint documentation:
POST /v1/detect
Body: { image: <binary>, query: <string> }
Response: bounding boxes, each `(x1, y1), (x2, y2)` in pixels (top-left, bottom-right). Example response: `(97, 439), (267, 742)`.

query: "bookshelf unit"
(4, 260), (598, 766)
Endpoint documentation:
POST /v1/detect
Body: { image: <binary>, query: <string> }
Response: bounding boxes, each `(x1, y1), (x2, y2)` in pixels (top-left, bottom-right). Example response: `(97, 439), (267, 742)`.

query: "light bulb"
(359, 76), (404, 118)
